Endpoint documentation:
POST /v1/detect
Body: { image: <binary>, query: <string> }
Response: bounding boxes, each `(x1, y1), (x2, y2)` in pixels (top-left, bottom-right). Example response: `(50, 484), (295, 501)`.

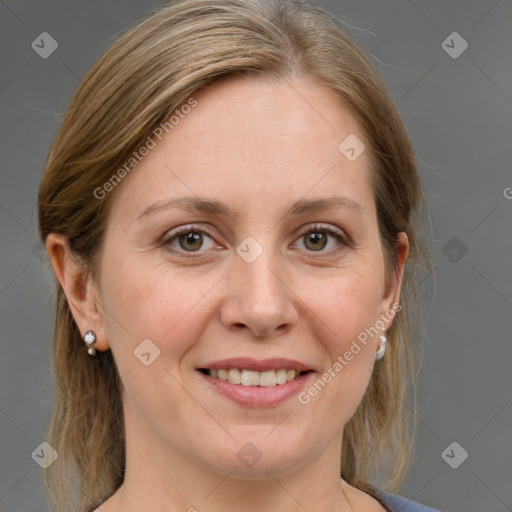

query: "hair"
(37, 0), (432, 510)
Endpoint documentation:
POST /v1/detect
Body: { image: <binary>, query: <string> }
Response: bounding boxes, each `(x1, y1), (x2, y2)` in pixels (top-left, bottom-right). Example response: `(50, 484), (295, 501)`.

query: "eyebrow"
(136, 195), (365, 221)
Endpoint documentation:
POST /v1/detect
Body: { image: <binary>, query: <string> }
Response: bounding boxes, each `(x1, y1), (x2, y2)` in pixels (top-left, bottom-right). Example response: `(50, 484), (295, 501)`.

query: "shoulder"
(375, 490), (441, 512)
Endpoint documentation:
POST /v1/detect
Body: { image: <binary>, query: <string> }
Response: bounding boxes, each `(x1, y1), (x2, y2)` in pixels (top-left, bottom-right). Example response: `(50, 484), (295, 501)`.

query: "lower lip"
(198, 371), (314, 408)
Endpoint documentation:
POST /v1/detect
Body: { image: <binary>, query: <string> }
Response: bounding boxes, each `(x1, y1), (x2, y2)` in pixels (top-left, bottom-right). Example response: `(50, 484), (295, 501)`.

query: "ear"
(45, 233), (110, 352)
(379, 231), (409, 329)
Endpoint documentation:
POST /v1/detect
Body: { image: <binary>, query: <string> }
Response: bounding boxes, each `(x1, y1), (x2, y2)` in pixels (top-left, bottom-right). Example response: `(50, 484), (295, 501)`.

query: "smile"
(200, 368), (310, 387)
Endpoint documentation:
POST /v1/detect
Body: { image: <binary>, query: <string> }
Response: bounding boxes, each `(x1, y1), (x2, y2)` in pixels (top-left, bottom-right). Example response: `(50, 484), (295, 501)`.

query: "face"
(91, 76), (403, 478)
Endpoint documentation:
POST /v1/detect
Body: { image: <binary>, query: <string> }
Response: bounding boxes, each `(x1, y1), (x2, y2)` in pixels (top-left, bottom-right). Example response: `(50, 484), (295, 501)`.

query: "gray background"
(1, 1), (511, 511)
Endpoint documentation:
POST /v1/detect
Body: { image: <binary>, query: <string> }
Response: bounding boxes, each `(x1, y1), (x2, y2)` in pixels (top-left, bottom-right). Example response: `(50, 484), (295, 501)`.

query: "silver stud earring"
(375, 330), (387, 361)
(84, 330), (97, 356)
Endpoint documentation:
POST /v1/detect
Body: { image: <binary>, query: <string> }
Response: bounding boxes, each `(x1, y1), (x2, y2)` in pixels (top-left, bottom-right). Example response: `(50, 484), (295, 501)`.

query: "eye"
(162, 223), (348, 257)
(293, 223), (347, 253)
(163, 226), (217, 254)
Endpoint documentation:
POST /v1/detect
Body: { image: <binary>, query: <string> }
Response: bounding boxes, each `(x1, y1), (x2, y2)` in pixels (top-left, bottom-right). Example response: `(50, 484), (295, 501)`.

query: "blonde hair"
(37, 0), (431, 510)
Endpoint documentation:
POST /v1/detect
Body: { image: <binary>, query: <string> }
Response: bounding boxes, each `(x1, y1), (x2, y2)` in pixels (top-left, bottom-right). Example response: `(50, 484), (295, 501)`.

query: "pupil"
(306, 232), (326, 251)
(179, 232), (202, 251)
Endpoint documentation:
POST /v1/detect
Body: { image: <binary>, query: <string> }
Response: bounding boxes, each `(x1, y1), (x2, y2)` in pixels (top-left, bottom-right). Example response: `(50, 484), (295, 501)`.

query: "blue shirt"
(376, 490), (441, 512)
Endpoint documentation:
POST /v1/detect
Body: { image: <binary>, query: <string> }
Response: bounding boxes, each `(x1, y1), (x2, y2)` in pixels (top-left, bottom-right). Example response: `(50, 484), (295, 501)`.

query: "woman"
(37, 0), (439, 511)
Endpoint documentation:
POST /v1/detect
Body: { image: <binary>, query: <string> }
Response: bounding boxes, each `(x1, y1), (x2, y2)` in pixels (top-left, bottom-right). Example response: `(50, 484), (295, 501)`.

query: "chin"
(192, 427), (311, 479)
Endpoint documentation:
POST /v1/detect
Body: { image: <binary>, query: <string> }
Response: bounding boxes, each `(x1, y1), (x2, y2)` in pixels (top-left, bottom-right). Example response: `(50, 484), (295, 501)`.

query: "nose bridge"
(240, 250), (282, 305)
(221, 237), (298, 337)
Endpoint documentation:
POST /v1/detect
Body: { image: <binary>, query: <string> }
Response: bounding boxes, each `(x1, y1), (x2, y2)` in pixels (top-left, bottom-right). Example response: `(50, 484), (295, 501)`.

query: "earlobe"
(45, 233), (110, 352)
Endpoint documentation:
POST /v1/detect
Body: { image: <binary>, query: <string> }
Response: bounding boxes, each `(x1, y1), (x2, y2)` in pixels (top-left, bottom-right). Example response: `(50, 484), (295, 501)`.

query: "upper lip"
(198, 357), (314, 372)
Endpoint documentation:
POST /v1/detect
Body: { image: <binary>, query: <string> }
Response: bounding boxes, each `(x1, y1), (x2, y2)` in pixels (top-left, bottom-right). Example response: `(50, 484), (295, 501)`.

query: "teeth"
(286, 369), (296, 382)
(241, 370), (259, 386)
(259, 370), (276, 387)
(207, 368), (304, 386)
(228, 368), (241, 384)
(276, 368), (287, 385)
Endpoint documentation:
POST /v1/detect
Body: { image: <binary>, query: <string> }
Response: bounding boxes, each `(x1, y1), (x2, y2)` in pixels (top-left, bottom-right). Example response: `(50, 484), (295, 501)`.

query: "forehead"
(173, 75), (362, 163)
(107, 75), (375, 223)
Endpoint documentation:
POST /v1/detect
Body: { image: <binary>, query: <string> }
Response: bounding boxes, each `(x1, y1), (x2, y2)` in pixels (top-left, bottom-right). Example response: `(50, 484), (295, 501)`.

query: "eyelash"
(161, 223), (349, 258)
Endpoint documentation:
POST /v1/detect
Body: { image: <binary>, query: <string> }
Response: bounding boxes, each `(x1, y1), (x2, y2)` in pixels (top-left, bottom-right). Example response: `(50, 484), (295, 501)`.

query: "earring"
(84, 330), (97, 356)
(375, 331), (387, 361)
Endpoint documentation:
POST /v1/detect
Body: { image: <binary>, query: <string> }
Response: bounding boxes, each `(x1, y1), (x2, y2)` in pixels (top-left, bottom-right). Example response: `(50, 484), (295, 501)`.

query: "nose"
(219, 248), (299, 339)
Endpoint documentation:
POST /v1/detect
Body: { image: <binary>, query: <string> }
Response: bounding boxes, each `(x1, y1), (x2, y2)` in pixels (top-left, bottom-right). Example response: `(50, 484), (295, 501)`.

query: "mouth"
(198, 368), (312, 387)
(196, 357), (315, 407)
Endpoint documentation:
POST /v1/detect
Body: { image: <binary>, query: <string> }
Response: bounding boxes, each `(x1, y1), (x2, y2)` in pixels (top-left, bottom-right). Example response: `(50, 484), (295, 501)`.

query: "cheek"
(98, 251), (220, 365)
(313, 266), (384, 352)
(97, 255), (214, 419)
(297, 267), (383, 416)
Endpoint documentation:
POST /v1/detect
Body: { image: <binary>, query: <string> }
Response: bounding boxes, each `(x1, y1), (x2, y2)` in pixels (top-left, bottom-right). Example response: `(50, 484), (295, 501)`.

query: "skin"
(47, 75), (408, 512)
